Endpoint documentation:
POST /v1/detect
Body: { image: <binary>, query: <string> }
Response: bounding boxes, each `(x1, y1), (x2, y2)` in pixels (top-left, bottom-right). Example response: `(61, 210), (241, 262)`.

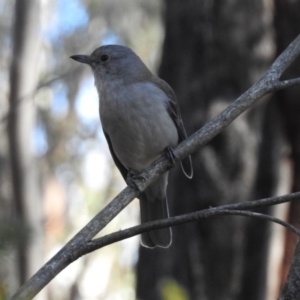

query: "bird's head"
(70, 45), (151, 85)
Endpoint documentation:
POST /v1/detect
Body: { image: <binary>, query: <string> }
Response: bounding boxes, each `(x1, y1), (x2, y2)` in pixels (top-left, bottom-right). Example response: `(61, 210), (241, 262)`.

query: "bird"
(70, 45), (193, 248)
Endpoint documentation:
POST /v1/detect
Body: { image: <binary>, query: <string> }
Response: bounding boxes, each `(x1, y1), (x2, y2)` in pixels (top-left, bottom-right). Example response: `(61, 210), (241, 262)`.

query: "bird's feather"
(151, 76), (193, 179)
(103, 131), (128, 180)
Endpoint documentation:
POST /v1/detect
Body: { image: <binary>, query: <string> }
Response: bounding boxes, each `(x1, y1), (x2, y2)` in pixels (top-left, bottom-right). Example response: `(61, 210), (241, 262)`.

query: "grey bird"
(70, 45), (193, 248)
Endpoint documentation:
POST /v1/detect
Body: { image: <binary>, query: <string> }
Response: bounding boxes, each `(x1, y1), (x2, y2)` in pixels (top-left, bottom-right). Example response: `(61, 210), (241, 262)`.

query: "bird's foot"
(164, 146), (178, 167)
(126, 169), (146, 194)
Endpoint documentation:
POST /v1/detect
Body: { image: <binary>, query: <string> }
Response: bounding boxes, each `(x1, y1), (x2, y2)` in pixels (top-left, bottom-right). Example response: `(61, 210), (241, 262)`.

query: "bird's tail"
(139, 174), (172, 248)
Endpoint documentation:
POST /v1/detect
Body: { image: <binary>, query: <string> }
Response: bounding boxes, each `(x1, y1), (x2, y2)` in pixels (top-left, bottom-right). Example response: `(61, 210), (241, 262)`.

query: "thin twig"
(11, 34), (300, 300)
(219, 210), (300, 236)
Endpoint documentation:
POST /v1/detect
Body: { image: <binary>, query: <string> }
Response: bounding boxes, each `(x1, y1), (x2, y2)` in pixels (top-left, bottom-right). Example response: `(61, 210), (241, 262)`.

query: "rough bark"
(279, 239), (300, 300)
(136, 1), (282, 299)
(8, 0), (43, 287)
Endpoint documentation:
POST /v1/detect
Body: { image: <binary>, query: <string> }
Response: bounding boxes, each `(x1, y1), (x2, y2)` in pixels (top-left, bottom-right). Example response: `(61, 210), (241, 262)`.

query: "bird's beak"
(70, 55), (92, 65)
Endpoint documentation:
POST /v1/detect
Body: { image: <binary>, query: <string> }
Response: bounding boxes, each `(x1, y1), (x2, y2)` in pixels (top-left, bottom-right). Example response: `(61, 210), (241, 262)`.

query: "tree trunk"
(8, 0), (43, 288)
(136, 1), (284, 299)
(273, 0), (300, 293)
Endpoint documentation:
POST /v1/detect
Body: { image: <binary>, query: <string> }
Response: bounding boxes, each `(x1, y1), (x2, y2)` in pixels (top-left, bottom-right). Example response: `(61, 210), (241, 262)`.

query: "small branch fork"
(12, 34), (300, 300)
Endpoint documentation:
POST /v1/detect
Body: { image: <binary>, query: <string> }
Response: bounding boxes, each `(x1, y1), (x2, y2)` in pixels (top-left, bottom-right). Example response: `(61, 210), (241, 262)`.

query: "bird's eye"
(100, 54), (109, 62)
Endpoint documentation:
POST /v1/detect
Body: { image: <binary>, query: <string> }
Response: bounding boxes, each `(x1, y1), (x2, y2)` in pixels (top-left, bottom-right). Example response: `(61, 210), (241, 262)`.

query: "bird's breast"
(99, 82), (178, 171)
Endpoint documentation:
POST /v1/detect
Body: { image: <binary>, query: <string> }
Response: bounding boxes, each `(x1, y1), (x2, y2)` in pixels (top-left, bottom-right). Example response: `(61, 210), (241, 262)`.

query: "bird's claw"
(165, 146), (177, 167)
(126, 170), (146, 194)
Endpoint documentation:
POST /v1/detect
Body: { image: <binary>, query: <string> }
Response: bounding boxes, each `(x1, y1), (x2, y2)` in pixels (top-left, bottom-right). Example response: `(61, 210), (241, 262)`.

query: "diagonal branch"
(12, 34), (300, 300)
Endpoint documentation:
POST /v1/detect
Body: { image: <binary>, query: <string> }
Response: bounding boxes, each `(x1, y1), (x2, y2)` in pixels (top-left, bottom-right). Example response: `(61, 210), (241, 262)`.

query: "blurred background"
(1, 0), (300, 299)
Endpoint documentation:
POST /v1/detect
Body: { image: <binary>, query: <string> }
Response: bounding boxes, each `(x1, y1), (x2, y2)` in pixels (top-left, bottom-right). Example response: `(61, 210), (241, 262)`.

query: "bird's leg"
(164, 146), (178, 167)
(126, 169), (146, 194)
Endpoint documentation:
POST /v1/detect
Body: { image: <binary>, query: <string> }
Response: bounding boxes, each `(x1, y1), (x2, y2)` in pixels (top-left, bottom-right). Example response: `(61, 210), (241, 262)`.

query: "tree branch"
(12, 34), (300, 300)
(71, 192), (300, 256)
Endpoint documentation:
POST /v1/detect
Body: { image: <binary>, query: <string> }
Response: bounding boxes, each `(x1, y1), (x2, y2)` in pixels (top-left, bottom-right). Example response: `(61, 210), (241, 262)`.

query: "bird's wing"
(151, 76), (193, 179)
(103, 131), (128, 180)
